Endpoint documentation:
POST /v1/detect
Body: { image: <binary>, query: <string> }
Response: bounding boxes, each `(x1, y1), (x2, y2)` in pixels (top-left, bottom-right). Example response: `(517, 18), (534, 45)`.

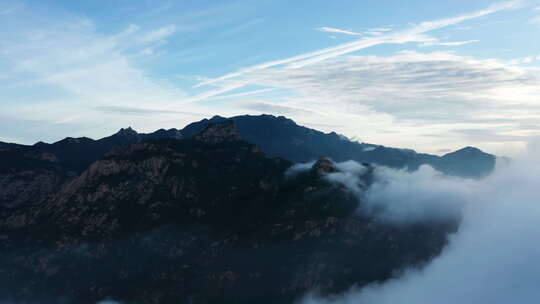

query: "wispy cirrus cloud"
(0, 5), (208, 142)
(194, 0), (522, 91)
(420, 39), (479, 47)
(369, 27), (392, 32)
(364, 27), (393, 36)
(242, 50), (539, 121)
(137, 25), (177, 44)
(220, 18), (264, 37)
(94, 106), (201, 116)
(204, 50), (539, 154)
(317, 27), (362, 36)
(317, 26), (393, 37)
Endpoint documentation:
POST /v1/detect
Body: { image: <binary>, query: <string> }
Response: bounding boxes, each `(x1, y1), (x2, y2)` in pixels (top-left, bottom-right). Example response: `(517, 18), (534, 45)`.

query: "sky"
(1, 0), (539, 156)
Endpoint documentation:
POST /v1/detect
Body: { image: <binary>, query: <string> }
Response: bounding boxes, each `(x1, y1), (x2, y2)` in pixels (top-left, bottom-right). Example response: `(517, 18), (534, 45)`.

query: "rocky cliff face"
(194, 120), (241, 144)
(0, 126), (185, 218)
(0, 122), (457, 304)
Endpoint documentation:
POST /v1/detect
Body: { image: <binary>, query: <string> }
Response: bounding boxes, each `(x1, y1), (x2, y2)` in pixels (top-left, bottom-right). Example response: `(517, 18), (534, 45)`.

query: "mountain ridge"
(0, 114), (495, 178)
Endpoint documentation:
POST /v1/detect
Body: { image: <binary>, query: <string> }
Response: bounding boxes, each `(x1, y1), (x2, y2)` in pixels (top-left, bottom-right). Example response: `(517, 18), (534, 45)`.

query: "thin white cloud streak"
(288, 0), (522, 69)
(317, 27), (362, 36)
(182, 82), (248, 103)
(317, 26), (393, 37)
(364, 31), (384, 36)
(283, 37), (408, 69)
(302, 145), (540, 304)
(420, 39), (479, 47)
(220, 18), (264, 37)
(205, 88), (276, 101)
(404, 0), (522, 32)
(194, 0), (521, 90)
(369, 27), (392, 32)
(364, 27), (393, 36)
(141, 25), (177, 42)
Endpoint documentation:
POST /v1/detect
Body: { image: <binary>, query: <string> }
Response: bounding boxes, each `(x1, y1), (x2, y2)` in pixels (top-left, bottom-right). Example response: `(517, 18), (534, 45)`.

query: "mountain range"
(1, 114), (495, 176)
(0, 115), (491, 304)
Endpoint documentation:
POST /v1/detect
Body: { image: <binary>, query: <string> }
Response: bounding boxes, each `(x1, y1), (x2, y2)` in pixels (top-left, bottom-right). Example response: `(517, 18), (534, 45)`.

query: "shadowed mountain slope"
(0, 121), (457, 304)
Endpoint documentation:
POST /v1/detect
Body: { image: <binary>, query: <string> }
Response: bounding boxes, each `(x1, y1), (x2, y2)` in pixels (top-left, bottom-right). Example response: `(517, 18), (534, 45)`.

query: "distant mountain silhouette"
(436, 146), (496, 177)
(0, 116), (495, 205)
(181, 114), (495, 178)
(0, 127), (183, 173)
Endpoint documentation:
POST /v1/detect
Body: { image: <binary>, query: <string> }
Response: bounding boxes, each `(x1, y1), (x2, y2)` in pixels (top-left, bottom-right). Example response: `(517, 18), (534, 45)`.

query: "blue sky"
(1, 0), (539, 155)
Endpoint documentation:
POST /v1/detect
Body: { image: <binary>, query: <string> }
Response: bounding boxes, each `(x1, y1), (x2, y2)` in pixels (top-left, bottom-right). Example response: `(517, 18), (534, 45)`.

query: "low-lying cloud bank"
(361, 165), (473, 224)
(302, 147), (540, 304)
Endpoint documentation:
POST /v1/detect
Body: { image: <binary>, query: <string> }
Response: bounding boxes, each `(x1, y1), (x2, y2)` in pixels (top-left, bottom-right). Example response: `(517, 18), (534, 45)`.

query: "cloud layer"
(362, 165), (471, 223)
(302, 145), (540, 304)
(218, 50), (540, 154)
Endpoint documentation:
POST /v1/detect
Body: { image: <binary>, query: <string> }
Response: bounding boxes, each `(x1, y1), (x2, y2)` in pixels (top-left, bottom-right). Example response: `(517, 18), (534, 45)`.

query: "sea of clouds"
(301, 143), (540, 304)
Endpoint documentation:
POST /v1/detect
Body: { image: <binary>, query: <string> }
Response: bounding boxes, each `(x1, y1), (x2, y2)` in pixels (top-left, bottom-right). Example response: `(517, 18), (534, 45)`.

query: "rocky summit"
(1, 117), (465, 304)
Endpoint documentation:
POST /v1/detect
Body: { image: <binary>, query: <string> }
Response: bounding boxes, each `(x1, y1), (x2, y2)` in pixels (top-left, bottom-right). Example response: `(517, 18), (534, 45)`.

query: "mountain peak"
(116, 127), (138, 136)
(146, 128), (183, 140)
(313, 157), (338, 175)
(457, 146), (482, 153)
(110, 127), (140, 142)
(97, 127), (141, 147)
(444, 146), (485, 157)
(210, 115), (226, 120)
(33, 141), (48, 147)
(54, 137), (94, 145)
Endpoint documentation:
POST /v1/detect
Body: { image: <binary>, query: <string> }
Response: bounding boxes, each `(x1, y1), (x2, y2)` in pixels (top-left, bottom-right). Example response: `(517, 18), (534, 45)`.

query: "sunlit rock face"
(194, 120), (241, 144)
